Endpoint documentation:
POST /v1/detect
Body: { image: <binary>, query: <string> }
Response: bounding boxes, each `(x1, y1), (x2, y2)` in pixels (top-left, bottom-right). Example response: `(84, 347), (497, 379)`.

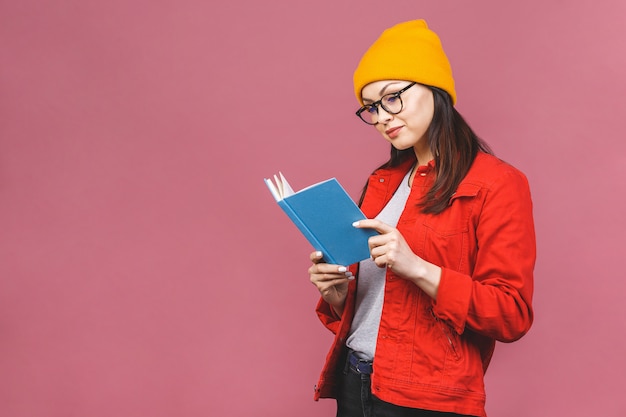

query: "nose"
(376, 106), (393, 124)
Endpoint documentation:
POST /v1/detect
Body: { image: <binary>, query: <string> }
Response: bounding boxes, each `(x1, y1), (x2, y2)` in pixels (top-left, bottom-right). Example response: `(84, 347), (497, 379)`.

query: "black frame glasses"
(355, 82), (417, 125)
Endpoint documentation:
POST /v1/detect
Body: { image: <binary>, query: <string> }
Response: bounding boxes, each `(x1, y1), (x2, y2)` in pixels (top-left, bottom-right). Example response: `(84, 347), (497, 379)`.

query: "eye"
(383, 94), (400, 105)
(365, 105), (377, 115)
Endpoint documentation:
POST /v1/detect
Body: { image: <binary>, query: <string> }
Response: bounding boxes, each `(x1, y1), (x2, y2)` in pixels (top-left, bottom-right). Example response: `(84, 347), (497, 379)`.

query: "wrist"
(331, 303), (344, 318)
(410, 259), (442, 300)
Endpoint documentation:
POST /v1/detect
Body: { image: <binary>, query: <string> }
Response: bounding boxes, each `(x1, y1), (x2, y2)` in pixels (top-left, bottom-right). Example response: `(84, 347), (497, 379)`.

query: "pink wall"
(1, 1), (625, 416)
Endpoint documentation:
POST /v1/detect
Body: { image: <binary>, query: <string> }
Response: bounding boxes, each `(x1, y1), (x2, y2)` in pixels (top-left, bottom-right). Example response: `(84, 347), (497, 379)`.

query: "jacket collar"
(360, 156), (418, 218)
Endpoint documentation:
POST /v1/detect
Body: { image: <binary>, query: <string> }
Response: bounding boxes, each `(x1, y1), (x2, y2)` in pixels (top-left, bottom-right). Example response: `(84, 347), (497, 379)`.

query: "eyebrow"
(362, 82), (404, 104)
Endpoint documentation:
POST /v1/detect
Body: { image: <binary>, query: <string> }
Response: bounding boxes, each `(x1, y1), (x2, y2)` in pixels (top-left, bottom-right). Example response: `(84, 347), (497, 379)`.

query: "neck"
(413, 144), (434, 166)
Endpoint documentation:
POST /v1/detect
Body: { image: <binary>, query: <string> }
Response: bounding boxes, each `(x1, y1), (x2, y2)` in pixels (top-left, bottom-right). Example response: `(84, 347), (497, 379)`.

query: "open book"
(264, 172), (377, 266)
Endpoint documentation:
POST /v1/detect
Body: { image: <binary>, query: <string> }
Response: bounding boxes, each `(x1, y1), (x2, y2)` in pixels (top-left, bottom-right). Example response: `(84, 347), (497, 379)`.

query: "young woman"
(308, 20), (535, 417)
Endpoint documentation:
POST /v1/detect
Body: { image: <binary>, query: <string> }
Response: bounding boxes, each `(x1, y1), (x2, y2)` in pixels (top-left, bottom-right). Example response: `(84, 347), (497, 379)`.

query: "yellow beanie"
(353, 20), (456, 105)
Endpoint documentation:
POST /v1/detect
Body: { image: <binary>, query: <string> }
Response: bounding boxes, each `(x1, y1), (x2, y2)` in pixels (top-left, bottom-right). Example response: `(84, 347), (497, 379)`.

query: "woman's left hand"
(353, 219), (442, 299)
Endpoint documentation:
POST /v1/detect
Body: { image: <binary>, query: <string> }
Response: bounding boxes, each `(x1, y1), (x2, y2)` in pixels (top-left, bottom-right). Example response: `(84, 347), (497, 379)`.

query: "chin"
(391, 143), (415, 151)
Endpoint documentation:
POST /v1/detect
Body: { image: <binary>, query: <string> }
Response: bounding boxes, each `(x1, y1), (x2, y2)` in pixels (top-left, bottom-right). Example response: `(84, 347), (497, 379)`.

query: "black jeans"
(336, 362), (474, 417)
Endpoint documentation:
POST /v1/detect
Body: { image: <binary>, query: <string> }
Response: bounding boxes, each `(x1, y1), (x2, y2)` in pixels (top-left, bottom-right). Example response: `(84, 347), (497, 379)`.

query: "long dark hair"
(359, 86), (493, 214)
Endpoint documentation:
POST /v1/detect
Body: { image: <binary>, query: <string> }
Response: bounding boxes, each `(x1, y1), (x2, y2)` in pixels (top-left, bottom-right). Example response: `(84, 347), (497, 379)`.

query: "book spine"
(277, 200), (337, 265)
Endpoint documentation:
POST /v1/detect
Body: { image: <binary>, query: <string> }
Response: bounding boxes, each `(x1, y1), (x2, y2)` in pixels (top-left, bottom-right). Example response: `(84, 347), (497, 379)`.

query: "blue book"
(264, 173), (377, 266)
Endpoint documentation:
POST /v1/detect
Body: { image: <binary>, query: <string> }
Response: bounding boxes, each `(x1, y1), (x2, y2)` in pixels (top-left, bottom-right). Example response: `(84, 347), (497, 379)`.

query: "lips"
(385, 126), (403, 139)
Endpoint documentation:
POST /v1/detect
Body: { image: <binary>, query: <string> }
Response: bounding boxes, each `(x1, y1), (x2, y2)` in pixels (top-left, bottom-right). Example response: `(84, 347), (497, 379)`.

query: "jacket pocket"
(430, 307), (461, 361)
(422, 184), (480, 234)
(421, 184), (480, 271)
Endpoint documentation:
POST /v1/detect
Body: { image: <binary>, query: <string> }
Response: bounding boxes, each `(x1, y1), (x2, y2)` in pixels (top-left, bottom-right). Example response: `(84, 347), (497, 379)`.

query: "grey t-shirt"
(345, 167), (413, 360)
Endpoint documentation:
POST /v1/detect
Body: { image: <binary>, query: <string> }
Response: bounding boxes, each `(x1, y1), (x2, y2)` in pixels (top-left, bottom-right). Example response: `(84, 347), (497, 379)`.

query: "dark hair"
(359, 86), (493, 214)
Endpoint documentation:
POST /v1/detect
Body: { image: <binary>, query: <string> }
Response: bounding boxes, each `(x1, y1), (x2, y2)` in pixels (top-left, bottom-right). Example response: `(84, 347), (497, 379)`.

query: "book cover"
(264, 173), (377, 266)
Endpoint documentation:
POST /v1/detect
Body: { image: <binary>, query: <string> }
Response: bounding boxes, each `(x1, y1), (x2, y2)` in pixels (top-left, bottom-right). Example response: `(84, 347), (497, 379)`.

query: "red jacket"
(313, 152), (535, 417)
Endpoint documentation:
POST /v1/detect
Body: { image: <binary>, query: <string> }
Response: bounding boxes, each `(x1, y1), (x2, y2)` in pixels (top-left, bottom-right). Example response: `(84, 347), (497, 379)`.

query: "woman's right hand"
(308, 251), (353, 316)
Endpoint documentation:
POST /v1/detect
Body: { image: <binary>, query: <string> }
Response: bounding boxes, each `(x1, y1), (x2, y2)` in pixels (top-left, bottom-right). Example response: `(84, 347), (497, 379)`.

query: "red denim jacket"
(313, 152), (535, 417)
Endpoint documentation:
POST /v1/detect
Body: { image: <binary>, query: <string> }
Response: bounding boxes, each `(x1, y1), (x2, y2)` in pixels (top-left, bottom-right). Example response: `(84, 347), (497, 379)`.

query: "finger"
(313, 275), (353, 286)
(368, 233), (391, 249)
(309, 250), (324, 263)
(309, 264), (353, 279)
(309, 263), (349, 274)
(353, 219), (395, 234)
(310, 271), (351, 281)
(371, 253), (389, 269)
(369, 243), (386, 260)
(311, 275), (354, 292)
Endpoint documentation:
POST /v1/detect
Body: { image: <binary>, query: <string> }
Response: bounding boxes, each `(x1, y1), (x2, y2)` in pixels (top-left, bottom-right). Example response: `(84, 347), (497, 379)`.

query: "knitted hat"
(353, 20), (456, 105)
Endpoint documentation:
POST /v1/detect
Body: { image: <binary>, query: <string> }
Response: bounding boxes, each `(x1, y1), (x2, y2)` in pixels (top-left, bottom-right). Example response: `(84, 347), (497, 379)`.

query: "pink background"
(1, 1), (625, 416)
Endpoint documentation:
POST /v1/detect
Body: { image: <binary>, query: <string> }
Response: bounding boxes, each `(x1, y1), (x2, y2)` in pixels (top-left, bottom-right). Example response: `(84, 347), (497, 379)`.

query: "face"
(360, 80), (434, 154)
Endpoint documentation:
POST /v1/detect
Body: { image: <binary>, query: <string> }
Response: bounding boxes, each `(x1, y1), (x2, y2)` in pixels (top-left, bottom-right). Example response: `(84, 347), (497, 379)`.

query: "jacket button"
(379, 178), (384, 182)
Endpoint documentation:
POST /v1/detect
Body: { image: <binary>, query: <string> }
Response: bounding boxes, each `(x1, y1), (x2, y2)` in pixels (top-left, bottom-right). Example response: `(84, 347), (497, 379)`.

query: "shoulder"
(463, 152), (530, 191)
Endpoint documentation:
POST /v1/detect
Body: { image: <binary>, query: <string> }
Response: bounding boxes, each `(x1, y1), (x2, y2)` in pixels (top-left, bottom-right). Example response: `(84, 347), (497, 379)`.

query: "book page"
(265, 172), (296, 201)
(264, 178), (281, 201)
(278, 172), (294, 197)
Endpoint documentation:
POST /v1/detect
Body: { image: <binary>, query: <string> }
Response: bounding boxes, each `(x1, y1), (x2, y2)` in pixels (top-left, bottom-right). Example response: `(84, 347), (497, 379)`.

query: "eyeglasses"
(355, 82), (417, 125)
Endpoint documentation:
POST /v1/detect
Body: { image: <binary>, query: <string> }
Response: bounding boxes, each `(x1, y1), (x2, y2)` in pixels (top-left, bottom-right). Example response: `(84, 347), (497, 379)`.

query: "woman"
(308, 20), (535, 417)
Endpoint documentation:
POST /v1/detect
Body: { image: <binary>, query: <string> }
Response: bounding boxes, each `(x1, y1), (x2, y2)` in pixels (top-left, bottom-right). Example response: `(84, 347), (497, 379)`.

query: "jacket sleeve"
(314, 265), (358, 334)
(315, 297), (342, 334)
(432, 168), (536, 342)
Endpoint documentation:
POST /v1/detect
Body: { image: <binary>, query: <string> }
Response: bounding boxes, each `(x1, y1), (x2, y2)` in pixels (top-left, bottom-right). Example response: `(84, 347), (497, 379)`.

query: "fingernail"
(352, 221), (360, 227)
(345, 272), (353, 278)
(315, 251), (323, 258)
(338, 266), (347, 273)
(347, 275), (355, 281)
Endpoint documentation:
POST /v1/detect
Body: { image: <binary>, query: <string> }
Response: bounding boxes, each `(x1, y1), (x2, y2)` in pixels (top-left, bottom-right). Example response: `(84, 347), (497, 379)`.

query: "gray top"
(345, 167), (413, 360)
